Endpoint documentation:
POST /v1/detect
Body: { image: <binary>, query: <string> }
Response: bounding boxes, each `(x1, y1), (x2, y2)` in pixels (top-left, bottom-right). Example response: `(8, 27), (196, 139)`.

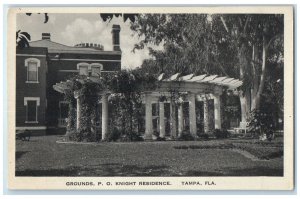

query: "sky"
(16, 13), (162, 69)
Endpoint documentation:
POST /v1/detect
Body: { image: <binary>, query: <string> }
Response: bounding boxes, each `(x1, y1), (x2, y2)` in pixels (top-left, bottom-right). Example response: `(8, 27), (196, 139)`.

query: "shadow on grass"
(184, 170), (224, 176)
(184, 166), (283, 176)
(15, 163), (283, 177)
(16, 164), (170, 177)
(226, 166), (283, 176)
(16, 168), (78, 176)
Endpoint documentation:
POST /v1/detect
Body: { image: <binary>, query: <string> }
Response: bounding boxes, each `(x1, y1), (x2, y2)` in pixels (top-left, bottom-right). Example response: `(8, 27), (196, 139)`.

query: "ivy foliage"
(62, 70), (158, 142)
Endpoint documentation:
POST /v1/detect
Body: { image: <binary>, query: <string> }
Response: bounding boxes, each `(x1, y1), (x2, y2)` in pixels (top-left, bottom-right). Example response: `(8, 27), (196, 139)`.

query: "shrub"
(68, 126), (99, 142)
(247, 109), (276, 138)
(128, 132), (144, 142)
(106, 128), (121, 142)
(118, 135), (132, 142)
(213, 129), (230, 139)
(156, 136), (166, 141)
(198, 133), (209, 140)
(68, 129), (83, 142)
(177, 131), (195, 141)
(152, 131), (166, 141)
(153, 130), (160, 139)
(118, 133), (144, 142)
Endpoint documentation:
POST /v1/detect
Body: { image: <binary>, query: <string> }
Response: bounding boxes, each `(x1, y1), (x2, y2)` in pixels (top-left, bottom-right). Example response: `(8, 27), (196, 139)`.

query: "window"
(91, 66), (101, 76)
(79, 65), (88, 75)
(28, 62), (38, 81)
(24, 97), (40, 123)
(25, 58), (40, 83)
(91, 63), (103, 77)
(77, 63), (89, 76)
(77, 63), (103, 76)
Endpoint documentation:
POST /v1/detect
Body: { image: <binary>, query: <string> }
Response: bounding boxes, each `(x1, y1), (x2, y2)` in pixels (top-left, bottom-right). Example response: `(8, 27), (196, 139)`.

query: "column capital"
(197, 94), (212, 101)
(187, 91), (196, 96)
(101, 92), (110, 97)
(74, 91), (82, 99)
(212, 92), (222, 98)
(143, 91), (153, 97)
(96, 90), (111, 96)
(144, 91), (153, 95)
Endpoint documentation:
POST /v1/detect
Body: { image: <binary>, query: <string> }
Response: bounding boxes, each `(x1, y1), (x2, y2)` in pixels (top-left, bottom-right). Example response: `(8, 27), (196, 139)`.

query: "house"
(16, 25), (122, 135)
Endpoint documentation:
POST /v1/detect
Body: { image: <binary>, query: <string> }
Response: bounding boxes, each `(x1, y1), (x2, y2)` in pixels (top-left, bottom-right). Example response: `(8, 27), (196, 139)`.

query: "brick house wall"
(16, 47), (48, 131)
(15, 26), (122, 134)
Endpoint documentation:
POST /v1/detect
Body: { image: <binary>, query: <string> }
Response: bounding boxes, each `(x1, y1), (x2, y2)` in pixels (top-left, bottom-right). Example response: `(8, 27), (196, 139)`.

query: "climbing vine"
(60, 70), (158, 142)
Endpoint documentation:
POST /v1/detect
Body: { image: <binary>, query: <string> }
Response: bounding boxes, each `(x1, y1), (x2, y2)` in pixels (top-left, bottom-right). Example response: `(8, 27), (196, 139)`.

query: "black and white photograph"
(7, 6), (294, 190)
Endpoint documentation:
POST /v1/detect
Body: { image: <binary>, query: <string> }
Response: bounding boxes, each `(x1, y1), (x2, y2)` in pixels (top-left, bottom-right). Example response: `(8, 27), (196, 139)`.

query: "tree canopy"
(130, 14), (284, 123)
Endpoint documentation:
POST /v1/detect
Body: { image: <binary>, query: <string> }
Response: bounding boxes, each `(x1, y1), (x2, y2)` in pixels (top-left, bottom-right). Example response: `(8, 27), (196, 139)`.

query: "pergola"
(53, 73), (242, 140)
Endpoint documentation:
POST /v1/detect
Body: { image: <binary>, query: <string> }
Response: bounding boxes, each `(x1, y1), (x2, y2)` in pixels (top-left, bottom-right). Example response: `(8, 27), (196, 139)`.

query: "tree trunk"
(239, 43), (251, 122)
(239, 37), (269, 123)
(251, 45), (259, 111)
(254, 36), (268, 109)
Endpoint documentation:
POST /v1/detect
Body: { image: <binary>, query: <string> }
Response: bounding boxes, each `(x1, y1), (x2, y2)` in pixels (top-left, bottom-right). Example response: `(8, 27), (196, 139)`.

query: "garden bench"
(16, 130), (31, 141)
(233, 122), (249, 134)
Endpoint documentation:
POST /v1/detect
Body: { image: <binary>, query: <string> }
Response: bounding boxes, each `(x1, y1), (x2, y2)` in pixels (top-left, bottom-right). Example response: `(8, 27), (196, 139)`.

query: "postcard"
(7, 6), (294, 190)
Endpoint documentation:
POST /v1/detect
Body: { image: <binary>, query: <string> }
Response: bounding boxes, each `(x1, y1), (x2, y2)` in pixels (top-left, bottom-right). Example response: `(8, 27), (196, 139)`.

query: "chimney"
(42, 33), (51, 40)
(111, 25), (121, 51)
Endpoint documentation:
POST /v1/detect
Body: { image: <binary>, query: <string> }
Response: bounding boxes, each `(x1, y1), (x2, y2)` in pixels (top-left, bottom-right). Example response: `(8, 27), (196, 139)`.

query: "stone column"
(189, 93), (197, 137)
(144, 94), (153, 140)
(203, 97), (209, 134)
(159, 102), (165, 138)
(178, 103), (184, 137)
(101, 93), (109, 141)
(170, 102), (177, 139)
(214, 94), (222, 129)
(76, 96), (81, 130)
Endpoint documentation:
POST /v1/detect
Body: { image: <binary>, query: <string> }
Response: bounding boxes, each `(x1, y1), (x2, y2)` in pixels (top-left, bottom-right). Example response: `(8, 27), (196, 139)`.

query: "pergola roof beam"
(209, 76), (228, 83)
(225, 79), (240, 87)
(169, 73), (181, 81)
(186, 74), (206, 82)
(198, 75), (218, 82)
(179, 74), (194, 81)
(232, 81), (243, 87)
(221, 78), (235, 83)
(53, 85), (66, 94)
(157, 73), (165, 81)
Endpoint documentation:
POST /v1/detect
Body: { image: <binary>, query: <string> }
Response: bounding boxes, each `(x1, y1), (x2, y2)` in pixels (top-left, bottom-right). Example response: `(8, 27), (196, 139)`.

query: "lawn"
(15, 135), (283, 176)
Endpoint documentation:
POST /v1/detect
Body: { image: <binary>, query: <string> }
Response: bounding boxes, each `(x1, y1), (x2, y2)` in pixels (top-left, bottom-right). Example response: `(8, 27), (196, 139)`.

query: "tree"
(16, 30), (31, 48)
(215, 14), (283, 122)
(16, 13), (49, 49)
(131, 14), (284, 123)
(132, 14), (235, 77)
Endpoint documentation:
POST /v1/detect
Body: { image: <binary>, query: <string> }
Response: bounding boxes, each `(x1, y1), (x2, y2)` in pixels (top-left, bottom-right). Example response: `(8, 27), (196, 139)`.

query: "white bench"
(233, 122), (249, 134)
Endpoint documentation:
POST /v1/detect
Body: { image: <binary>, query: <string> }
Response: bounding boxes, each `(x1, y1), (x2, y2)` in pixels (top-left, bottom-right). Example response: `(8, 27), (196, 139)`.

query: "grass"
(174, 140), (283, 160)
(15, 135), (283, 177)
